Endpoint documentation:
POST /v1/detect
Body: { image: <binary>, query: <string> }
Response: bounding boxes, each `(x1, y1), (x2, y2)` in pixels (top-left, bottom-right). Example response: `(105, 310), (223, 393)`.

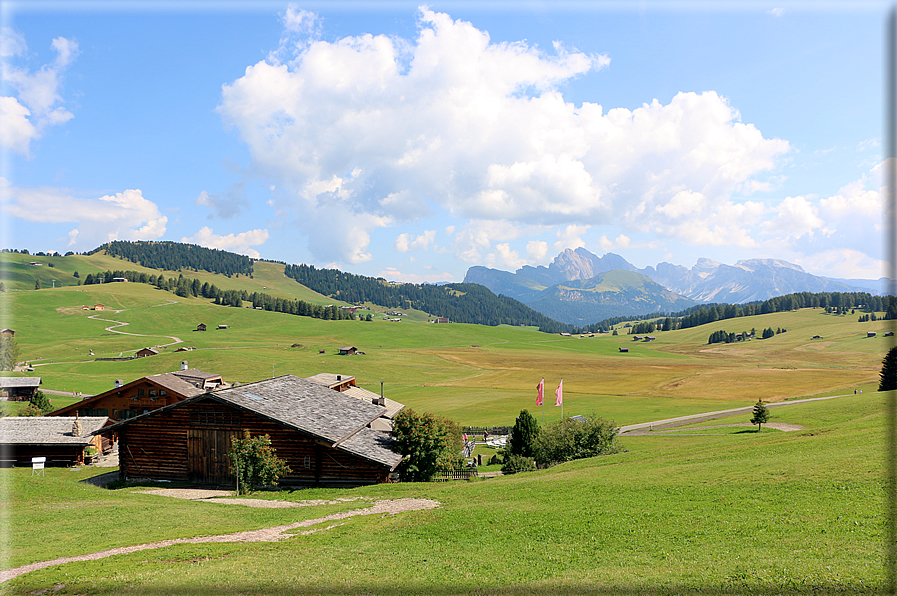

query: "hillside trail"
(87, 310), (183, 349)
(0, 498), (440, 584)
(25, 301), (185, 369)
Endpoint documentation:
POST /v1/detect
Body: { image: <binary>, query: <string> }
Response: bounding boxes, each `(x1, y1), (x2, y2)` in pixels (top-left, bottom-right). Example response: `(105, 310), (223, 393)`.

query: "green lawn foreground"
(1, 392), (883, 595)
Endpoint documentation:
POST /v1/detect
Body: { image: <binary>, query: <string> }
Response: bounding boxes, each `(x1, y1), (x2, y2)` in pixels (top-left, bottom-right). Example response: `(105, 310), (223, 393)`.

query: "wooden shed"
(93, 304), (105, 311)
(49, 367), (224, 423)
(196, 323), (207, 331)
(1, 328), (14, 338)
(338, 346), (358, 355)
(0, 377), (42, 401)
(135, 347), (159, 358)
(97, 375), (402, 487)
(618, 347), (629, 353)
(0, 417), (110, 466)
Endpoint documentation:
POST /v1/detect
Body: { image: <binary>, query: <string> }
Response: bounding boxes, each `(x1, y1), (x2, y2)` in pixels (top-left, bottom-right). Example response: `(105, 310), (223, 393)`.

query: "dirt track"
(0, 498), (440, 583)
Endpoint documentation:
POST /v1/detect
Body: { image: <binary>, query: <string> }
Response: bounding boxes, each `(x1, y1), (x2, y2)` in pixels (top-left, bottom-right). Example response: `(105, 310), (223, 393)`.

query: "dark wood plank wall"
(118, 399), (390, 485)
(0, 444), (86, 466)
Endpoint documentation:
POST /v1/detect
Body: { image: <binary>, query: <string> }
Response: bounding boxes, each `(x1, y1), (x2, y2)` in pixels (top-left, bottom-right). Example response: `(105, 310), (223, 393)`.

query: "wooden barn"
(0, 417), (110, 467)
(196, 323), (207, 331)
(49, 365), (225, 423)
(97, 375), (403, 487)
(338, 346), (357, 355)
(135, 347), (159, 358)
(0, 377), (42, 401)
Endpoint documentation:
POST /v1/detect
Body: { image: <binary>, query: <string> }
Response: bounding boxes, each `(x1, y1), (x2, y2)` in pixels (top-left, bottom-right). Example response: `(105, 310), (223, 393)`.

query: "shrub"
(19, 403), (45, 417)
(393, 408), (462, 482)
(535, 415), (621, 468)
(501, 454), (536, 474)
(229, 430), (291, 495)
(29, 390), (53, 414)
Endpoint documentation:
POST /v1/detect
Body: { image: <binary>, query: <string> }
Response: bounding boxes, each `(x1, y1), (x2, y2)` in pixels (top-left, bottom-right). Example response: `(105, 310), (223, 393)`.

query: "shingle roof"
(173, 369), (222, 382)
(338, 426), (402, 468)
(146, 373), (206, 398)
(0, 377), (41, 388)
(343, 386), (405, 419)
(210, 375), (385, 444)
(304, 373), (356, 388)
(1, 417), (107, 445)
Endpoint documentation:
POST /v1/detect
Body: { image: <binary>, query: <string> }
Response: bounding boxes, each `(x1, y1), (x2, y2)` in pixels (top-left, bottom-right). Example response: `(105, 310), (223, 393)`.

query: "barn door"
(187, 429), (238, 484)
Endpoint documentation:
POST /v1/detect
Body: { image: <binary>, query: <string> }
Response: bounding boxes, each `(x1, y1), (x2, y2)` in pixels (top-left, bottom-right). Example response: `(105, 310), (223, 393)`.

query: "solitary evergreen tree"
(750, 400), (769, 431)
(34, 279), (41, 290)
(509, 409), (540, 459)
(879, 346), (897, 391)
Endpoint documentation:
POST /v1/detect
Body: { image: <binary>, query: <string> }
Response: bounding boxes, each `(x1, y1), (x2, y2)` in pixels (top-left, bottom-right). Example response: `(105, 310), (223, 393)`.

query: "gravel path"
(623, 422), (804, 436)
(618, 393), (850, 434)
(0, 498), (440, 583)
(132, 489), (376, 509)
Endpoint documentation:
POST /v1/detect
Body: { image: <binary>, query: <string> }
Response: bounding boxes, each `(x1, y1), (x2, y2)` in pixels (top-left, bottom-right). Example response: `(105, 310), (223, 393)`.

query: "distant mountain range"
(464, 247), (880, 326)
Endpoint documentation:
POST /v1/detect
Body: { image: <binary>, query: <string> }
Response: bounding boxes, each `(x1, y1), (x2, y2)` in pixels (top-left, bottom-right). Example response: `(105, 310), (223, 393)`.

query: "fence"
(435, 469), (479, 481)
(462, 426), (511, 436)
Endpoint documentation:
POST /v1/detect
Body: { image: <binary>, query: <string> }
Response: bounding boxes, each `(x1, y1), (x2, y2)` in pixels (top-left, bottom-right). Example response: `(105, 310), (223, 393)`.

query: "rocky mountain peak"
(734, 258), (805, 273)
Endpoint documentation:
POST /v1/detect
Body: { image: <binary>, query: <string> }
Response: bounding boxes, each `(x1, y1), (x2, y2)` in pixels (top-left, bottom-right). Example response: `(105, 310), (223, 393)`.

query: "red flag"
(555, 379), (563, 407)
(536, 378), (544, 406)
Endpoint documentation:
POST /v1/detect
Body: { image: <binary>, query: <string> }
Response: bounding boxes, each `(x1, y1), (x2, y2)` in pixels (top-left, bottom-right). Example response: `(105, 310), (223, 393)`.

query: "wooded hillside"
(285, 264), (573, 332)
(89, 241), (253, 276)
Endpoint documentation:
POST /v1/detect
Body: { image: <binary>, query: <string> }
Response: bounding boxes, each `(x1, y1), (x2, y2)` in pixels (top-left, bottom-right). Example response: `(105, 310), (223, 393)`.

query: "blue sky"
(0, 1), (890, 283)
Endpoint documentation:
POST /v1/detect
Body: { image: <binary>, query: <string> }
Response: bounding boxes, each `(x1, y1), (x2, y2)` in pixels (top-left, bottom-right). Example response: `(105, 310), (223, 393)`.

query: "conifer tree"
(750, 400), (769, 431)
(879, 346), (897, 391)
(509, 409), (540, 459)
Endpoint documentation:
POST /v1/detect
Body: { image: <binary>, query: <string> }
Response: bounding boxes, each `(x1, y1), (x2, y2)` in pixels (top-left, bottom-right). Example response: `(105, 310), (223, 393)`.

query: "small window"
(160, 390), (167, 396)
(149, 389), (156, 397)
(137, 389), (145, 397)
(304, 456), (311, 469)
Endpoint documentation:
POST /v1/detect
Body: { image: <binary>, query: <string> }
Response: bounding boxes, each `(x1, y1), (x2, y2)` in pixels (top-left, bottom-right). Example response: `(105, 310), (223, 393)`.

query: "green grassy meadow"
(0, 267), (891, 593)
(0, 278), (889, 427)
(1, 391), (884, 594)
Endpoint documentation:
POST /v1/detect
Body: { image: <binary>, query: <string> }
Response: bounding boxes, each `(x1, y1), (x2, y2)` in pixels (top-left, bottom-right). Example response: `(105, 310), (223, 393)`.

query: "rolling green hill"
(0, 278), (887, 427)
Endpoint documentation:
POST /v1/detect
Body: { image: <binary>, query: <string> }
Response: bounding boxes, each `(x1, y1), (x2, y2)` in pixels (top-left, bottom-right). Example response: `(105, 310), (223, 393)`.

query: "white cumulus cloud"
(554, 224), (590, 252)
(0, 29), (78, 156)
(181, 227), (270, 259)
(763, 195), (826, 241)
(218, 7), (789, 265)
(395, 230), (436, 253)
(0, 179), (167, 248)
